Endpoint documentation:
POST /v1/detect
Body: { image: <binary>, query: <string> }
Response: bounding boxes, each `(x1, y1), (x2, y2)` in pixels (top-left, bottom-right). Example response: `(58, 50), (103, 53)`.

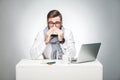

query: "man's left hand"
(53, 27), (64, 41)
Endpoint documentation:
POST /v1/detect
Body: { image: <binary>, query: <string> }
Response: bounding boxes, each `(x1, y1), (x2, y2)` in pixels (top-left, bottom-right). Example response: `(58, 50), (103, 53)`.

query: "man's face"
(48, 16), (62, 29)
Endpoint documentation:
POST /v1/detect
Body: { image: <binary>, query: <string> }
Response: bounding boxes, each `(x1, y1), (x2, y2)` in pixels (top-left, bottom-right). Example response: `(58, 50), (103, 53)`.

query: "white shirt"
(30, 27), (76, 59)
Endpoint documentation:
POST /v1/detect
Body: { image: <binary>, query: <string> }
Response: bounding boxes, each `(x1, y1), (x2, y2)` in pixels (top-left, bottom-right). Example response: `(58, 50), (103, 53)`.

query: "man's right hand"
(44, 28), (54, 44)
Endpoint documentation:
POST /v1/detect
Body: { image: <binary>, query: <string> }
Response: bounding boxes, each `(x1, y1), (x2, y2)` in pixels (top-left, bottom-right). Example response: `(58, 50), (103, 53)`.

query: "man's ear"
(60, 25), (63, 29)
(48, 26), (50, 29)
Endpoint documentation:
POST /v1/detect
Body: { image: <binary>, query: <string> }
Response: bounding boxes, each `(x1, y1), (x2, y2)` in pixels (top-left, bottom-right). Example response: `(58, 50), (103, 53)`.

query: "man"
(30, 10), (76, 60)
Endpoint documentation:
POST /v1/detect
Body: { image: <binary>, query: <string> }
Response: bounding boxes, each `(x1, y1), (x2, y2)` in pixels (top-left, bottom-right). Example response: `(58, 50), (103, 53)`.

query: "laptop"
(71, 43), (101, 63)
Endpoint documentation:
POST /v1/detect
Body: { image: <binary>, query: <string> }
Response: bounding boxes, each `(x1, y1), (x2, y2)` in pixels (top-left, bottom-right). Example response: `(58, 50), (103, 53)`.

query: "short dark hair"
(47, 10), (62, 21)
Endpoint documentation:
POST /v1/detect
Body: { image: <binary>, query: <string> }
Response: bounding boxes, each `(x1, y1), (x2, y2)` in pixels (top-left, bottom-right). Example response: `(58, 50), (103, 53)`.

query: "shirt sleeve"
(30, 31), (46, 59)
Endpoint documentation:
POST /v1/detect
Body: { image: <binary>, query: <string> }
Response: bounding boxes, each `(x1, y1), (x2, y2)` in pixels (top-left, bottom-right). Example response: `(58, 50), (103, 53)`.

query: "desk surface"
(16, 59), (102, 67)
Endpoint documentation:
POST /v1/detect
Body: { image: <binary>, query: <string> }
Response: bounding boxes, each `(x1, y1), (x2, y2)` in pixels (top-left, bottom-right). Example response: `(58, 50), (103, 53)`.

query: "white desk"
(16, 59), (103, 80)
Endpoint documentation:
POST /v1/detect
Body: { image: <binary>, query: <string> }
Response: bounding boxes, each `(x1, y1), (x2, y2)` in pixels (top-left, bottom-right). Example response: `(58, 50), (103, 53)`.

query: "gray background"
(0, 0), (120, 80)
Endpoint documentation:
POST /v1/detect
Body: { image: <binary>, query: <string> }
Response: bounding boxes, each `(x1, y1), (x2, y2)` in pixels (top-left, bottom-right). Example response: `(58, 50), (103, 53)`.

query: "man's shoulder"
(63, 27), (72, 34)
(36, 29), (45, 38)
(37, 30), (44, 34)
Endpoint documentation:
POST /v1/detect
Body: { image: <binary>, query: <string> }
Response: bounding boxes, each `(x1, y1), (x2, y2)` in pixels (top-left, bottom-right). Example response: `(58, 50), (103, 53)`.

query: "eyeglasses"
(48, 21), (61, 27)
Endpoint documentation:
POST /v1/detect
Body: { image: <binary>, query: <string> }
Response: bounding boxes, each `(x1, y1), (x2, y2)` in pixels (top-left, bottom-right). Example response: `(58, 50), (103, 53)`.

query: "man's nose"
(53, 24), (56, 28)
